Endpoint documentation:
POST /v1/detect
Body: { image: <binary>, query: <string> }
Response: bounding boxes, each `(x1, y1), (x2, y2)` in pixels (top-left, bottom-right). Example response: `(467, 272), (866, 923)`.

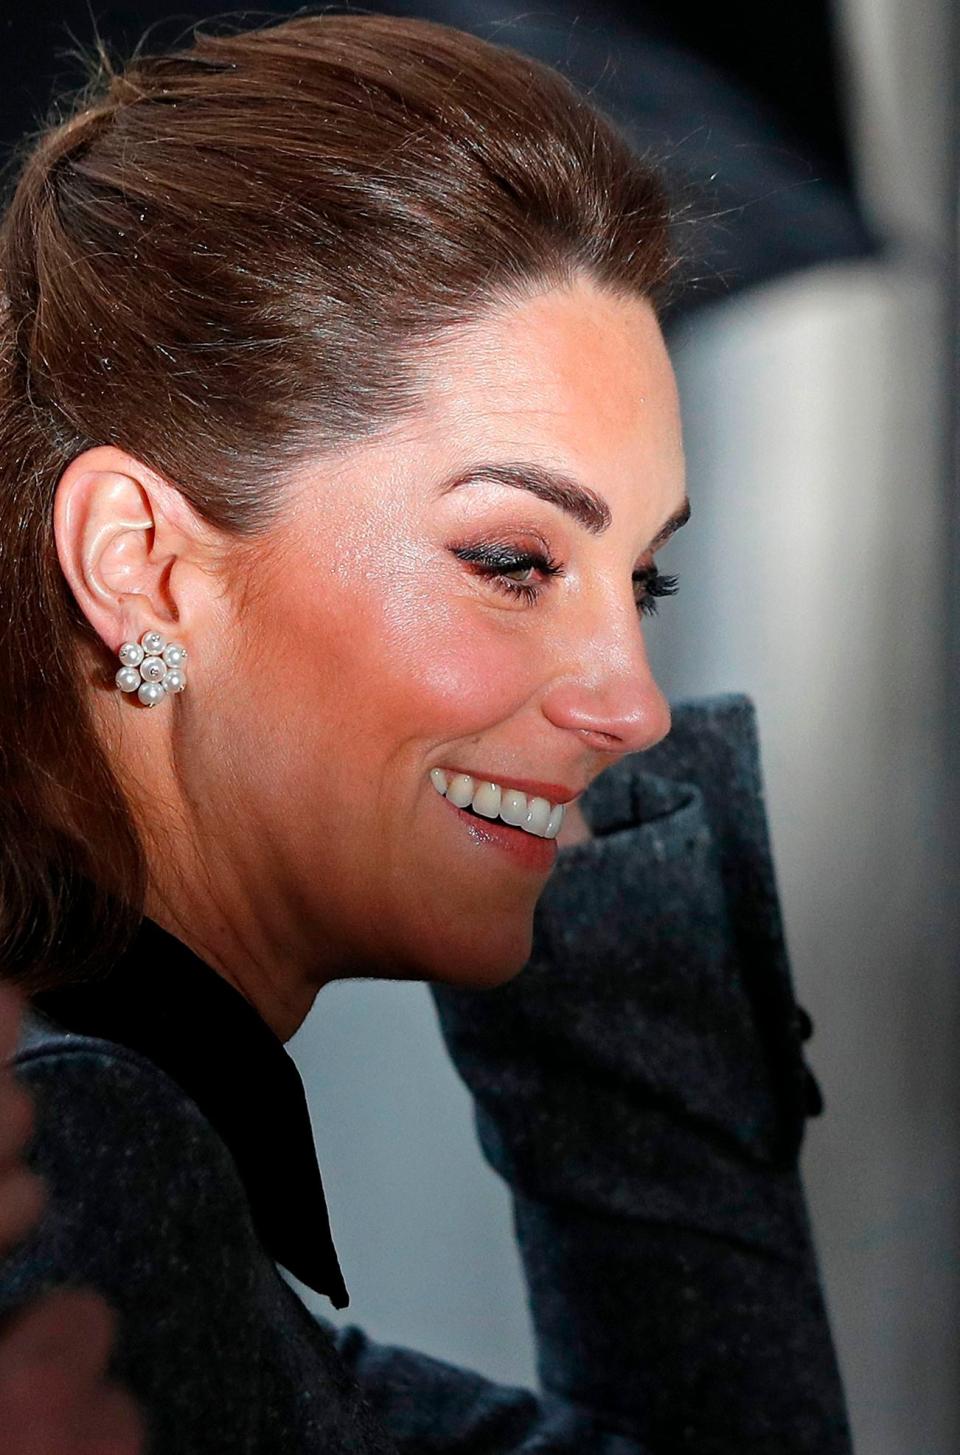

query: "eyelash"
(452, 544), (680, 618)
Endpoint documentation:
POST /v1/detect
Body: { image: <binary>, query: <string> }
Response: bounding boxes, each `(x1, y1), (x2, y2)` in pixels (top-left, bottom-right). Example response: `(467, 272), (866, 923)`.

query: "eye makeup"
(450, 538), (679, 617)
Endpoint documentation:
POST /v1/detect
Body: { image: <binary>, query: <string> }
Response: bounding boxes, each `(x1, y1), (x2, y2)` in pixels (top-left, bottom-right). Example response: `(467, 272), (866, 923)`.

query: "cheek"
(233, 549), (540, 776)
(373, 591), (540, 745)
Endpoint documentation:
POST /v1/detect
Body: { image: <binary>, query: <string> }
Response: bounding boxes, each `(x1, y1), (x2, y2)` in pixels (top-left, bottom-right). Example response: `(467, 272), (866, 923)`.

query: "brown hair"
(0, 11), (678, 994)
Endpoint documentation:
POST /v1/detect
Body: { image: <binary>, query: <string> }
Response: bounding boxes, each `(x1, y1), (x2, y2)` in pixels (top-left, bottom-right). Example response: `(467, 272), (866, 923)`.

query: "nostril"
(577, 727), (622, 751)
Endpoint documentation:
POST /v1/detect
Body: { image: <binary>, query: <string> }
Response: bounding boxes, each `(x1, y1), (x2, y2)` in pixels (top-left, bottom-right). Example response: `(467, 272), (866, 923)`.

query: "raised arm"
(424, 693), (852, 1453)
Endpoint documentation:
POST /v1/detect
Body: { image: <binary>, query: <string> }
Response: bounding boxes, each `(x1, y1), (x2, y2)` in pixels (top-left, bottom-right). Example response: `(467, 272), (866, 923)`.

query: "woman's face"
(182, 275), (688, 991)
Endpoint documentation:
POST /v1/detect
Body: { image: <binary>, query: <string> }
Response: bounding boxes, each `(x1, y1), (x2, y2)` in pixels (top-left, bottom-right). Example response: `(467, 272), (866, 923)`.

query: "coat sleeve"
(414, 692), (854, 1454)
(0, 1045), (265, 1455)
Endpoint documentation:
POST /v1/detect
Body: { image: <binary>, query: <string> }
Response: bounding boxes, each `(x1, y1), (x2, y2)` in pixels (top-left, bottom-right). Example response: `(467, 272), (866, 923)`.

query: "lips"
(437, 792), (559, 871)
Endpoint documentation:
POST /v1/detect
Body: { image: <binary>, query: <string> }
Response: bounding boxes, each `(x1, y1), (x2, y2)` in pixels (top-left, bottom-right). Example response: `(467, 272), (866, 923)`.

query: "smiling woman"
(0, 11), (849, 1455)
(0, 11), (681, 1009)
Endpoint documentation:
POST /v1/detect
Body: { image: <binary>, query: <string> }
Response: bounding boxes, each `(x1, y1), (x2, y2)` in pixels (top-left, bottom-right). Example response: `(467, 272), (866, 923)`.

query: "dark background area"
(0, 1), (880, 321)
(0, 1), (857, 189)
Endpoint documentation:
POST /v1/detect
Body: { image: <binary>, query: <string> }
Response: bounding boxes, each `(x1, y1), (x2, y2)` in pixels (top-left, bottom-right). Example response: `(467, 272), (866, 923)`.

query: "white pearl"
(140, 629), (166, 655)
(161, 668), (186, 693)
(137, 680), (166, 707)
(115, 666), (142, 692)
(118, 642), (144, 667)
(161, 642), (187, 667)
(139, 655), (166, 683)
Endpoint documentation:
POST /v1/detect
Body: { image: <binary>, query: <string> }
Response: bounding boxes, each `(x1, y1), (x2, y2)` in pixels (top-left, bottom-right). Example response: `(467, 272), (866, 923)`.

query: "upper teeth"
(429, 768), (566, 839)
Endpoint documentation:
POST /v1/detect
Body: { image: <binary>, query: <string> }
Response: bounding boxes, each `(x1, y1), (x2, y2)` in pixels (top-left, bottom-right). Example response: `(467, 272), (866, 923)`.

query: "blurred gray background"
(284, 3), (959, 1453)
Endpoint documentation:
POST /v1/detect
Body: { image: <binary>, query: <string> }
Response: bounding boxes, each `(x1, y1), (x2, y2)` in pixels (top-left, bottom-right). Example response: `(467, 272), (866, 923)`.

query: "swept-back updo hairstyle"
(0, 11), (678, 992)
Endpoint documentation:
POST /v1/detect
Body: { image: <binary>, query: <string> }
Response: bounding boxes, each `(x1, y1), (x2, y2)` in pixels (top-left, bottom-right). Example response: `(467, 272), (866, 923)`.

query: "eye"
(451, 541), (680, 616)
(633, 565), (680, 617)
(452, 543), (563, 604)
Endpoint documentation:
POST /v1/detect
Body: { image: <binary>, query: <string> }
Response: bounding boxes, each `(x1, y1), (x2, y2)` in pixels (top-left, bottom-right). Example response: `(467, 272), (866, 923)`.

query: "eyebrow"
(438, 460), (691, 549)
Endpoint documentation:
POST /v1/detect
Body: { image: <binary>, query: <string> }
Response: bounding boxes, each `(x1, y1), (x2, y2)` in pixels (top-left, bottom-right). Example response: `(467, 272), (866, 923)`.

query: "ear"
(53, 445), (219, 659)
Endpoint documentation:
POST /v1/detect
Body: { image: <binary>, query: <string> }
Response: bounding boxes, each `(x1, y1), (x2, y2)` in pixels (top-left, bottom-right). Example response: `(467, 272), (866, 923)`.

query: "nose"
(540, 608), (671, 757)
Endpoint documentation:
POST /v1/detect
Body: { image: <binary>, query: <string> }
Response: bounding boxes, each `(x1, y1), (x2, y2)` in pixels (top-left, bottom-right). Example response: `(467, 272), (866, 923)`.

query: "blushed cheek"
(376, 601), (540, 743)
(247, 550), (538, 764)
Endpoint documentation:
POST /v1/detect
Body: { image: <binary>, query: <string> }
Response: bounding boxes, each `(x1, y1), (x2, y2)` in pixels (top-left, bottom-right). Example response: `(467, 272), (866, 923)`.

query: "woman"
(0, 12), (850, 1452)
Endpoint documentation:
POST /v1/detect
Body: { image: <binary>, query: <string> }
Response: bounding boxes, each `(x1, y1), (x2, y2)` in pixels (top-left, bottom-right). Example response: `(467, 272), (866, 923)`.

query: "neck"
(144, 877), (320, 1043)
(92, 675), (332, 1042)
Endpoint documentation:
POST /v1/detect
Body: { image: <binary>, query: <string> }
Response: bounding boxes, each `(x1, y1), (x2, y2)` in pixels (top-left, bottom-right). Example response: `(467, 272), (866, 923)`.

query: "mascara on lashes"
(451, 541), (678, 616)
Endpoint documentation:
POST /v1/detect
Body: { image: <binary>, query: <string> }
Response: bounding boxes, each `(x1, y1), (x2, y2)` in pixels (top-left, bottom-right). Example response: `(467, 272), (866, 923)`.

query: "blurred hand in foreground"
(0, 981), (145, 1455)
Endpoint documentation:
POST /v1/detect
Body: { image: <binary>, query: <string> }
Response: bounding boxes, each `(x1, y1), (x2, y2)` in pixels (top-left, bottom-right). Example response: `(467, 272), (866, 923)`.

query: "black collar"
(30, 914), (349, 1309)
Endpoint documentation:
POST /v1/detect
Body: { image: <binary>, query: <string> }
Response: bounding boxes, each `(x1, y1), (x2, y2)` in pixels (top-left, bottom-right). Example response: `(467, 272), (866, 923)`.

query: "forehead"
(279, 275), (685, 548)
(417, 276), (684, 487)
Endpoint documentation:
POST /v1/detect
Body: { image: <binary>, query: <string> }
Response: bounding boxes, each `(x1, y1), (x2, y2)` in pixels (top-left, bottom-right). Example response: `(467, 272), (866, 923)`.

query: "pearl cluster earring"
(115, 630), (188, 707)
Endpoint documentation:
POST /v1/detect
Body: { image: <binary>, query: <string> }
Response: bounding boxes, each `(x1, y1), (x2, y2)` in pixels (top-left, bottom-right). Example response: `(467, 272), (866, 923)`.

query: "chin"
(443, 951), (530, 992)
(397, 921), (533, 991)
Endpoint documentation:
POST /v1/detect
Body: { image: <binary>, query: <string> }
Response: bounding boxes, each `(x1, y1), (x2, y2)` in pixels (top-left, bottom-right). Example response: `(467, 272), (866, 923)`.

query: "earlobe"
(53, 446), (177, 654)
